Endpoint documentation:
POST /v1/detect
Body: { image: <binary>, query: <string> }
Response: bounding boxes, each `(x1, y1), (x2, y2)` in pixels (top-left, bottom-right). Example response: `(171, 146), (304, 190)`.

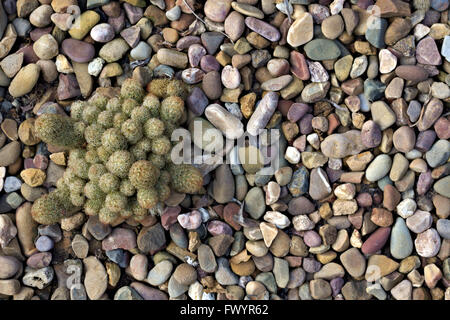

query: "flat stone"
(365, 255), (399, 282)
(416, 36), (442, 65)
(147, 260), (173, 286)
(137, 223), (166, 255)
(304, 39), (340, 61)
(83, 256), (107, 300)
(287, 12), (313, 47)
(340, 248), (366, 278)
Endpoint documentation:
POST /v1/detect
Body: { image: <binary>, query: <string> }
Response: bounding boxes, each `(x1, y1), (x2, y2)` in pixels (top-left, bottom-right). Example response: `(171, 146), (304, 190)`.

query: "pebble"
(130, 41), (152, 60)
(147, 260), (173, 286)
(83, 256), (107, 300)
(361, 120), (381, 148)
(0, 255), (20, 279)
(390, 217), (413, 260)
(246, 91), (278, 136)
(102, 227), (136, 251)
(378, 49), (397, 74)
(395, 65), (429, 82)
(35, 235), (53, 252)
(304, 39), (341, 61)
(27, 252), (51, 270)
(90, 23), (115, 43)
(8, 64), (40, 98)
(365, 155), (392, 182)
(361, 227), (391, 255)
(287, 12), (313, 47)
(397, 199), (417, 219)
(425, 140), (450, 168)
(288, 166), (309, 197)
(416, 36), (442, 65)
(432, 219), (449, 242)
(320, 130), (365, 159)
(365, 17), (387, 48)
(114, 286), (143, 300)
(309, 168), (332, 201)
(205, 104), (244, 140)
(72, 234), (89, 259)
(415, 228), (441, 258)
(245, 17), (280, 42)
(406, 210), (433, 234)
(340, 248), (366, 278)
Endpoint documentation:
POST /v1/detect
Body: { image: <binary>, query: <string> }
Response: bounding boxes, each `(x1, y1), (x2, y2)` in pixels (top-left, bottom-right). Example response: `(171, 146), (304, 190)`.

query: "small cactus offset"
(34, 113), (85, 149)
(32, 78), (203, 225)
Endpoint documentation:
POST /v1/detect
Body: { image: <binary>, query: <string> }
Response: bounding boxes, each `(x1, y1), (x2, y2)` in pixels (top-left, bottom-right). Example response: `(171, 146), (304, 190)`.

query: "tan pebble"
(49, 152), (66, 166)
(20, 168), (46, 187)
(18, 118), (41, 146)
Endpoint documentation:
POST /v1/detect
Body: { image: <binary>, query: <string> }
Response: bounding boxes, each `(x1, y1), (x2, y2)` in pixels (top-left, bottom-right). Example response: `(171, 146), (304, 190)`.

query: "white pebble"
(88, 57), (105, 77)
(397, 198), (417, 219)
(285, 146), (300, 164)
(130, 41), (152, 60)
(307, 133), (320, 149)
(166, 5), (181, 21)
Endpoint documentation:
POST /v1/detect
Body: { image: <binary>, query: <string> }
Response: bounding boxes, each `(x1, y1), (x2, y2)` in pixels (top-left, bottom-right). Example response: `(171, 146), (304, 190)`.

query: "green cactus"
(31, 78), (203, 225)
(105, 191), (128, 213)
(121, 119), (143, 144)
(101, 128), (128, 152)
(144, 118), (165, 139)
(97, 110), (114, 128)
(122, 98), (140, 116)
(70, 100), (87, 121)
(84, 124), (105, 147)
(160, 96), (185, 124)
(99, 172), (120, 193)
(130, 106), (151, 124)
(128, 160), (160, 189)
(142, 93), (160, 117)
(99, 207), (120, 225)
(35, 114), (84, 149)
(169, 164), (203, 194)
(106, 150), (134, 178)
(31, 190), (77, 225)
(121, 78), (145, 103)
(151, 136), (171, 155)
(137, 188), (158, 209)
(147, 78), (188, 99)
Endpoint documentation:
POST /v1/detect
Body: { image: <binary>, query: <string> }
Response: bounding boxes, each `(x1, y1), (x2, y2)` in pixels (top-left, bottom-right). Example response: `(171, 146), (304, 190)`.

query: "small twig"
(182, 0), (234, 44)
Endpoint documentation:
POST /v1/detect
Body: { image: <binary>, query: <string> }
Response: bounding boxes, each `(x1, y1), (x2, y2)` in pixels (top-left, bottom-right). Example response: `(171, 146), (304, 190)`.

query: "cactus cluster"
(31, 78), (203, 225)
